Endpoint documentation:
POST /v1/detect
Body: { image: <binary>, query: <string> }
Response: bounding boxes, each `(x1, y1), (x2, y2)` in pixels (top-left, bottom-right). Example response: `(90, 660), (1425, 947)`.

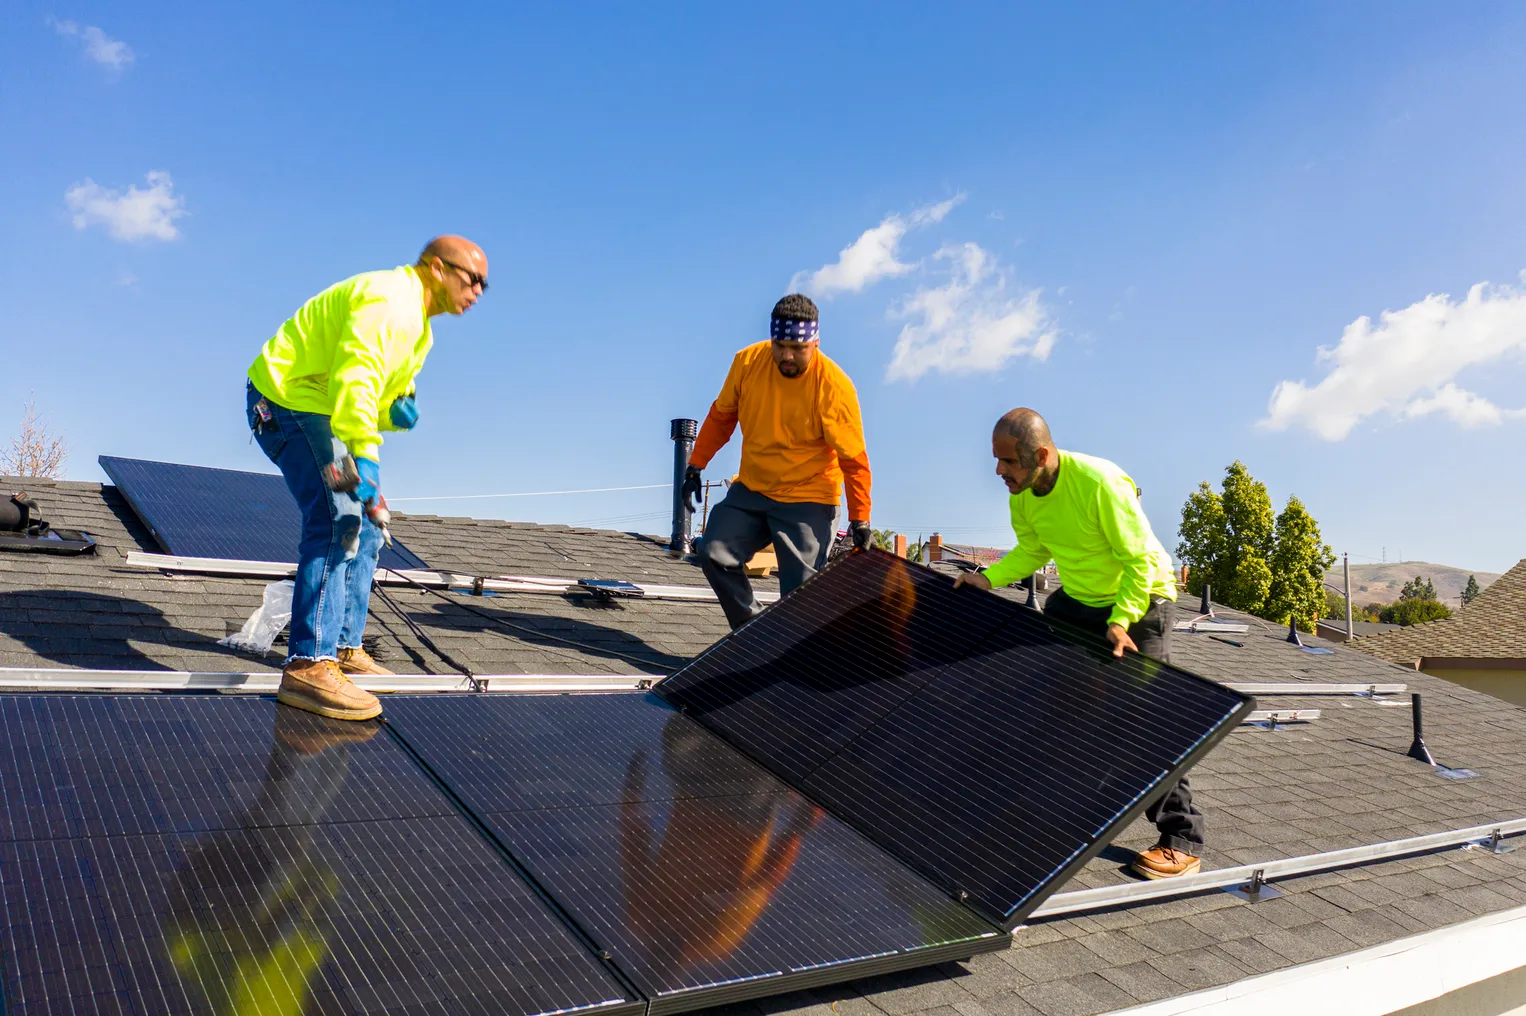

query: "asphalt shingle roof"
(4, 476), (1526, 1016)
(1353, 557), (1526, 665)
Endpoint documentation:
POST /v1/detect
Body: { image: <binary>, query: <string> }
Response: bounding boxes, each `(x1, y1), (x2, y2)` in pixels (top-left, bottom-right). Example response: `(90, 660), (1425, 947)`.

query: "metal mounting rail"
(0, 667), (652, 694)
(1223, 682), (1407, 696)
(121, 552), (779, 603)
(1029, 817), (1526, 920)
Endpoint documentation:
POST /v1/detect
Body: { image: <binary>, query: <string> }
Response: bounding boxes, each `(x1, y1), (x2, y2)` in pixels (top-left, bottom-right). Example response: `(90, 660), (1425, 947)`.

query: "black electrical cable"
(371, 580), (484, 690)
(388, 570), (670, 673)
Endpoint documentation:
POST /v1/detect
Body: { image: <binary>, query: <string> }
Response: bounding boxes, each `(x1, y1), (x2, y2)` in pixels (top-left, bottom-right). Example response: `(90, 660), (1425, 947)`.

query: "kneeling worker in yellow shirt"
(954, 407), (1204, 879)
(684, 295), (873, 628)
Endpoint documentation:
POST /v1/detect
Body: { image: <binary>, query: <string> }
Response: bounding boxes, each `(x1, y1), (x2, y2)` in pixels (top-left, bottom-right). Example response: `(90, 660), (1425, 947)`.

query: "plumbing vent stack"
(669, 418), (698, 558)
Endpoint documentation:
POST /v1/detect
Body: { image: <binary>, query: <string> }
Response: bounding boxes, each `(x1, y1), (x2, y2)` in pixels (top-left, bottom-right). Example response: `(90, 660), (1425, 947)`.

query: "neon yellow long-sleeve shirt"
(982, 450), (1176, 628)
(247, 266), (432, 462)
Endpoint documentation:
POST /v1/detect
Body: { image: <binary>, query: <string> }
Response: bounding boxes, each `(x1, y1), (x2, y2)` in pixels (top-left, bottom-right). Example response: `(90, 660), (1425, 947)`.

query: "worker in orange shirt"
(684, 294), (873, 628)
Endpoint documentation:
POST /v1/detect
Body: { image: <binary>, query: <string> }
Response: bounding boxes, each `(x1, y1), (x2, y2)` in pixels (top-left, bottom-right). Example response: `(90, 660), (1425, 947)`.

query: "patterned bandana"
(770, 317), (820, 342)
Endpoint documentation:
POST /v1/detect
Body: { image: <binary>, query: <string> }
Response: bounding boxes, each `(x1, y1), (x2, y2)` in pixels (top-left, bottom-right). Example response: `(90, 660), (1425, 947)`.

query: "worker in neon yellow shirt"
(954, 407), (1204, 880)
(246, 236), (487, 721)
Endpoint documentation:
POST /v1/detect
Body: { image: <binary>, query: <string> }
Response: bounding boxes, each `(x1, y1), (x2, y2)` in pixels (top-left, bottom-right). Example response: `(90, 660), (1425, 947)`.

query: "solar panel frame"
(382, 693), (1010, 1015)
(99, 455), (428, 571)
(657, 550), (1257, 930)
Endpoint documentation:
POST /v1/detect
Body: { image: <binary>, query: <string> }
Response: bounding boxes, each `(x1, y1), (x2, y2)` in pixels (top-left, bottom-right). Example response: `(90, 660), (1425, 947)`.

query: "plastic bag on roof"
(218, 580), (294, 656)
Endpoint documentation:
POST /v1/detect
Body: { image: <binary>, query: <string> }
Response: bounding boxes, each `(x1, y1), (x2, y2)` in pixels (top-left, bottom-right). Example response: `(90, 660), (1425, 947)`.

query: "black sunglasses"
(438, 257), (488, 292)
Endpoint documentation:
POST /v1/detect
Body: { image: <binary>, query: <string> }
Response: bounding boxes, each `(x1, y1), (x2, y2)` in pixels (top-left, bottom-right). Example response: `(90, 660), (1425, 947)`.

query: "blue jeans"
(245, 382), (382, 663)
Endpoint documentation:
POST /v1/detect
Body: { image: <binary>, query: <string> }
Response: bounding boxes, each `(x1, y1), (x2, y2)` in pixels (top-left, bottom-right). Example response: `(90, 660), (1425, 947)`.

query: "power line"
(388, 483), (667, 503)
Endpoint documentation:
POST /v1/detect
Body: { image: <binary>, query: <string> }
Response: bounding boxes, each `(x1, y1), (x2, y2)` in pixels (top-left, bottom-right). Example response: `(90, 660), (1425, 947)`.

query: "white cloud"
(51, 19), (134, 69)
(886, 242), (1056, 382)
(65, 171), (186, 241)
(789, 195), (963, 297)
(1260, 279), (1526, 440)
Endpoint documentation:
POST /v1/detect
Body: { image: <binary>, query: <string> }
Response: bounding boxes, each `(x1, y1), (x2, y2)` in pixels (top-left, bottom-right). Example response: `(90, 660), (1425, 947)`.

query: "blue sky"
(5, 2), (1526, 572)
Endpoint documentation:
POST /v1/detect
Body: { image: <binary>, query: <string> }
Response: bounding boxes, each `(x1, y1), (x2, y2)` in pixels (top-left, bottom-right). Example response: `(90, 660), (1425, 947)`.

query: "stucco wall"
(1425, 668), (1526, 709)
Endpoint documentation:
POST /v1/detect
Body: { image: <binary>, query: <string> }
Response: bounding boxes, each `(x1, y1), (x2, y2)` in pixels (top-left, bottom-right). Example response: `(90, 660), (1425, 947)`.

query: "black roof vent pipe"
(669, 418), (698, 558)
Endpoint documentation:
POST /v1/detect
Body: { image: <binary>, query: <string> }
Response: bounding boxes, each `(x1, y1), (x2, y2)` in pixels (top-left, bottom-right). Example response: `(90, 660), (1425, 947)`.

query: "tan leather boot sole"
(276, 685), (382, 721)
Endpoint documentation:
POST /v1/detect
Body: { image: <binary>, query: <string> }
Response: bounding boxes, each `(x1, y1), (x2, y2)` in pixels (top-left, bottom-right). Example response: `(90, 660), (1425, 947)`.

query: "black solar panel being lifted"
(99, 454), (428, 570)
(657, 550), (1255, 930)
(382, 693), (1008, 1015)
(0, 696), (639, 1016)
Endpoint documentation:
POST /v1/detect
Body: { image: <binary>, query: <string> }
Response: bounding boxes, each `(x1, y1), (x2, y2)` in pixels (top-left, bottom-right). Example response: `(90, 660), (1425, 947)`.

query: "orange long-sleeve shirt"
(690, 342), (872, 519)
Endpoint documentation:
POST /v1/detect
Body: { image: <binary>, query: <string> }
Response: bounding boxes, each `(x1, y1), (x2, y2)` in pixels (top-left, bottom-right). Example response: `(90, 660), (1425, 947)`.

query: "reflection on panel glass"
(0, 697), (637, 1016)
(659, 550), (1253, 928)
(384, 695), (1005, 1010)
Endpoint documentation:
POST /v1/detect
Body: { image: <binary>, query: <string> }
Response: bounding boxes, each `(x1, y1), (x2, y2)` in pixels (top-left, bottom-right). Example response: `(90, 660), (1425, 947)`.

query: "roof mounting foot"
(1467, 828), (1519, 854)
(1224, 868), (1282, 902)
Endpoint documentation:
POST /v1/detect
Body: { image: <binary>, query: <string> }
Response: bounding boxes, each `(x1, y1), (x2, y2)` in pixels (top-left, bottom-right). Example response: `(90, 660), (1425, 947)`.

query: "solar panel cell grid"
(655, 554), (1016, 784)
(0, 696), (639, 1016)
(383, 694), (1007, 1013)
(658, 551), (1253, 928)
(99, 455), (428, 570)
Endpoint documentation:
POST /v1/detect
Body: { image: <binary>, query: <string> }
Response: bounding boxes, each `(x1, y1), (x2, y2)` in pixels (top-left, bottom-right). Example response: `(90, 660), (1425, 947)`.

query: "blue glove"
(389, 394), (419, 430)
(355, 457), (381, 505)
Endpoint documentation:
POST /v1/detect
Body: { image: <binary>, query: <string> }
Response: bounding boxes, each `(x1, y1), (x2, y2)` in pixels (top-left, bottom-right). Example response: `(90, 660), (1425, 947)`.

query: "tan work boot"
(1131, 846), (1202, 880)
(277, 659), (382, 721)
(337, 646), (394, 677)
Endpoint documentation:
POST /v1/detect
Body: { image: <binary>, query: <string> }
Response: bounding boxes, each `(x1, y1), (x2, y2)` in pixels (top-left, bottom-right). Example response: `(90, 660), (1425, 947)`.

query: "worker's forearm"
(1108, 564), (1153, 628)
(689, 403), (738, 469)
(982, 546), (1047, 589)
(841, 454), (872, 521)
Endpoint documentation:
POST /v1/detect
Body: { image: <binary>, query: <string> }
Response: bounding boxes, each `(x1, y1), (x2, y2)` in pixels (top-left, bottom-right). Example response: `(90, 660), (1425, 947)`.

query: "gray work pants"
(698, 482), (838, 629)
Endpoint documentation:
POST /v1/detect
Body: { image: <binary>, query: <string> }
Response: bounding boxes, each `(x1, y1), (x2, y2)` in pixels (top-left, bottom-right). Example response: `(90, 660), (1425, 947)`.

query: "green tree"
(1380, 598), (1453, 626)
(1177, 461), (1275, 615)
(1264, 496), (1336, 630)
(1400, 576), (1437, 601)
(1461, 575), (1481, 606)
(1323, 588), (1347, 621)
(871, 528), (896, 552)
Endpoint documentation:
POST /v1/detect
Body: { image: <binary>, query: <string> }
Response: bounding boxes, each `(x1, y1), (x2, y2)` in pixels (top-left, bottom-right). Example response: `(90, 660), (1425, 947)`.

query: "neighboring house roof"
(6, 476), (1526, 1016)
(1352, 558), (1526, 667)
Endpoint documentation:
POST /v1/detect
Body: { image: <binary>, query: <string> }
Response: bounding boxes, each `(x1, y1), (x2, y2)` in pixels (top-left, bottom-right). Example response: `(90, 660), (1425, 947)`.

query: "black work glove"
(680, 465), (702, 513)
(850, 520), (873, 551)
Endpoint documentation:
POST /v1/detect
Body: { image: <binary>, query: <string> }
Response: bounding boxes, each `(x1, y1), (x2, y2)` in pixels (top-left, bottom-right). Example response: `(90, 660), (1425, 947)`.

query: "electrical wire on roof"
(389, 569), (672, 674)
(370, 581), (485, 690)
(387, 483), (667, 503)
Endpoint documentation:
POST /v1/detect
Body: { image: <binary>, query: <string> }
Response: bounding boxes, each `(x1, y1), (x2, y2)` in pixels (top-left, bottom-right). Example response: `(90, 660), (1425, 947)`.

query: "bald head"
(994, 408), (1054, 467)
(416, 235), (488, 317)
(419, 235), (487, 273)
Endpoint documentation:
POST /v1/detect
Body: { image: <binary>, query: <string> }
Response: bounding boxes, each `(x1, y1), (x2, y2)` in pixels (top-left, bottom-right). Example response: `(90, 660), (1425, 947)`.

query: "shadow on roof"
(415, 600), (691, 673)
(0, 590), (245, 670)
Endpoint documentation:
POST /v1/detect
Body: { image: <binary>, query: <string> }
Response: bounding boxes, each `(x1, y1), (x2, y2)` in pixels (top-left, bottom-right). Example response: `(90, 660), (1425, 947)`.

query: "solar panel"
(0, 696), (640, 1016)
(383, 694), (1007, 1014)
(99, 455), (428, 571)
(657, 550), (1255, 929)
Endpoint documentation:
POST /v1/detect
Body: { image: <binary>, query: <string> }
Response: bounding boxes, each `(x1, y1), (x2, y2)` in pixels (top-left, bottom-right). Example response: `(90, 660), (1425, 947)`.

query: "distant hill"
(1344, 561), (1503, 608)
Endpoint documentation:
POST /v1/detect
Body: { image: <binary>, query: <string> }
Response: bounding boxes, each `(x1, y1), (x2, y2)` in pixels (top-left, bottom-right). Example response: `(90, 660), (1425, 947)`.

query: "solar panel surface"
(99, 455), (428, 570)
(658, 550), (1255, 929)
(383, 694), (1007, 1014)
(0, 696), (638, 1016)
